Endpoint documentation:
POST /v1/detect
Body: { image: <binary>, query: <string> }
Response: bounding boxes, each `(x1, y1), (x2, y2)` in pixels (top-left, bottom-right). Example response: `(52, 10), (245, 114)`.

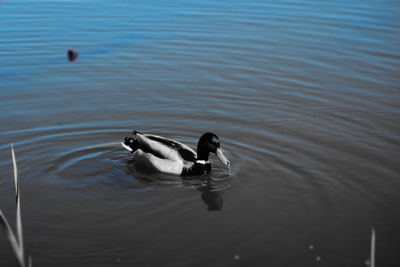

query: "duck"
(121, 131), (230, 176)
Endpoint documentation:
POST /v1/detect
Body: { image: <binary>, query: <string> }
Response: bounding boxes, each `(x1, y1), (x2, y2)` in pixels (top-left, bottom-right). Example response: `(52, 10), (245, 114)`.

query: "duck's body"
(121, 131), (230, 176)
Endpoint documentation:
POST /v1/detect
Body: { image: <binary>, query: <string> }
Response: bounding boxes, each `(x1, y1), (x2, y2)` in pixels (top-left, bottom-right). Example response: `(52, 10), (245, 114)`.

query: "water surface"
(0, 0), (399, 266)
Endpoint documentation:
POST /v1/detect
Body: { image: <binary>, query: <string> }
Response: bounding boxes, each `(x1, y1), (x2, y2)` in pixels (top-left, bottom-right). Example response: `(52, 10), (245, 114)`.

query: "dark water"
(0, 0), (399, 266)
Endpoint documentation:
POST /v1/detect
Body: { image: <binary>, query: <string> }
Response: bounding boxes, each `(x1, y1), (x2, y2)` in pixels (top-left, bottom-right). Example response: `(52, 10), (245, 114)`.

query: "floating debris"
(234, 254), (240, 260)
(67, 49), (79, 62)
(309, 245), (314, 250)
(316, 256), (321, 262)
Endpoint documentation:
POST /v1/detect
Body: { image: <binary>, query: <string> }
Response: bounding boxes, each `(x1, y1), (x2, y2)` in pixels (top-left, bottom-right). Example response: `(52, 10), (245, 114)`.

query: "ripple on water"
(0, 124), (244, 196)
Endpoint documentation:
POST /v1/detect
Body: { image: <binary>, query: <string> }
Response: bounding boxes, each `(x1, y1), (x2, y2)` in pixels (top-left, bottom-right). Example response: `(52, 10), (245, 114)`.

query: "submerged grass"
(0, 144), (31, 267)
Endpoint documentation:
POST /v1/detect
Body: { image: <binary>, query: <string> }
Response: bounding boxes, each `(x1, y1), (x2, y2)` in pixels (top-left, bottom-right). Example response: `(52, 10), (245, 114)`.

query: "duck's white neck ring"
(196, 160), (210, 164)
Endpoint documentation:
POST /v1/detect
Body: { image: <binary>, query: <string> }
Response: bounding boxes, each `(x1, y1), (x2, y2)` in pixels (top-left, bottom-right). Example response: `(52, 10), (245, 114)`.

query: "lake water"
(0, 0), (399, 266)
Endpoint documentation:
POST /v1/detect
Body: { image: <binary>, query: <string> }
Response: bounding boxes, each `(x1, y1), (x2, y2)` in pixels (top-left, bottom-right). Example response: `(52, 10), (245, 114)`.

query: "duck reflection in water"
(197, 177), (230, 211)
(125, 159), (230, 211)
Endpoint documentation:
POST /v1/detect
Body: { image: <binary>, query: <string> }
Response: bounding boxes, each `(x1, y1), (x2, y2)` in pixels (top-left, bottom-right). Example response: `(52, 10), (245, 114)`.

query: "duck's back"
(137, 133), (197, 162)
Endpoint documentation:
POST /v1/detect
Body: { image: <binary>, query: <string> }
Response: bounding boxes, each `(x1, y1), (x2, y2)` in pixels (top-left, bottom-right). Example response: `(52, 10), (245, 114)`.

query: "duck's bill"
(216, 148), (230, 168)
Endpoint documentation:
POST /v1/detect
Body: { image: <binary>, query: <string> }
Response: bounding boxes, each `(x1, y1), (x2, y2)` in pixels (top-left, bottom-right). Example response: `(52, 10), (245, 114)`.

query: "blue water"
(0, 0), (399, 266)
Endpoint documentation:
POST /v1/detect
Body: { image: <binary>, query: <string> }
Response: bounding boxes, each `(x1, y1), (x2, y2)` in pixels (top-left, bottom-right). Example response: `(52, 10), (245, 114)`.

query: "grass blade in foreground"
(370, 228), (375, 267)
(12, 144), (25, 265)
(0, 209), (21, 263)
(0, 144), (28, 267)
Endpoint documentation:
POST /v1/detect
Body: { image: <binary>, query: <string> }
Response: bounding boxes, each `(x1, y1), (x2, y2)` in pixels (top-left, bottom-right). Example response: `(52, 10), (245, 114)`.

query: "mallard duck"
(121, 131), (230, 176)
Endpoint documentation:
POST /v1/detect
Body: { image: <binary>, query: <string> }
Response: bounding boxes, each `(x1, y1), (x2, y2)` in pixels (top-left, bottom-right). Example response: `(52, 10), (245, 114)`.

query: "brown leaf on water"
(67, 49), (79, 62)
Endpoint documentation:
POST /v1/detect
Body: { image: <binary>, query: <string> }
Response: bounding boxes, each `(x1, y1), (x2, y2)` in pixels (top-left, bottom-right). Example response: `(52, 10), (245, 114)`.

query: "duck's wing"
(132, 149), (185, 175)
(136, 133), (197, 162)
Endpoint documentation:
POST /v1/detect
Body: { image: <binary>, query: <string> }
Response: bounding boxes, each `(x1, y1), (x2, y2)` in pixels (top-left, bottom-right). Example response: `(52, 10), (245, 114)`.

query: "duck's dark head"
(197, 132), (230, 167)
